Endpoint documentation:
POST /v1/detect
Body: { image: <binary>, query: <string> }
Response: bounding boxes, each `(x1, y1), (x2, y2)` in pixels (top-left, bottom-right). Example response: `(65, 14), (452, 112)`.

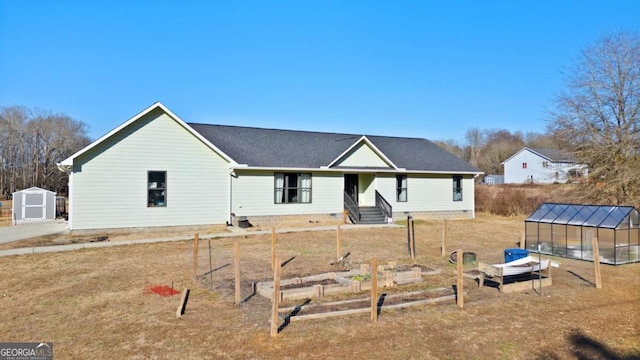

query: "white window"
(275, 173), (311, 203)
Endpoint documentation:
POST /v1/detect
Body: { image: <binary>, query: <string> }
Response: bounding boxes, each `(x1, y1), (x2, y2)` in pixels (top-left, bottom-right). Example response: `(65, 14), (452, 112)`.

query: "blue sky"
(1, 1), (639, 143)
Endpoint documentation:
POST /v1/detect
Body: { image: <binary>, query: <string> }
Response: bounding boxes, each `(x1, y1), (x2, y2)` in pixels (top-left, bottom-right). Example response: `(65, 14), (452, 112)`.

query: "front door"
(344, 174), (359, 204)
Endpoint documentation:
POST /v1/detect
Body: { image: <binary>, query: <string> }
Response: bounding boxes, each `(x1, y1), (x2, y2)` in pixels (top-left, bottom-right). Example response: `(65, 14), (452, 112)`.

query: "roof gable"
(502, 147), (577, 164)
(328, 136), (397, 169)
(59, 102), (236, 167)
(13, 187), (55, 195)
(529, 148), (576, 162)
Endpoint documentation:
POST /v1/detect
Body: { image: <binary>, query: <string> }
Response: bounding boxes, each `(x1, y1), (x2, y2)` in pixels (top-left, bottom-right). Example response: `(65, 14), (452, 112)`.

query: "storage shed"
(525, 203), (640, 265)
(12, 187), (56, 225)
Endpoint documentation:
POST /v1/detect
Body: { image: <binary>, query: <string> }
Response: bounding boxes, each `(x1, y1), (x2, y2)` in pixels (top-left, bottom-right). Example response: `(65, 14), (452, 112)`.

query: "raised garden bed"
(278, 287), (456, 321)
(257, 262), (441, 301)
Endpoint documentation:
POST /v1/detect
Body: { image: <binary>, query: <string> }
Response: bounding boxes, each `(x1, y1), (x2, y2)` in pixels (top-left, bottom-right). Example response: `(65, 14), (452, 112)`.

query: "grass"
(0, 212), (638, 359)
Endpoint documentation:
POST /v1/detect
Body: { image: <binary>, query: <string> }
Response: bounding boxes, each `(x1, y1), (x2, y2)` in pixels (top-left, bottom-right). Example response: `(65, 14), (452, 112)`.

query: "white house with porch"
(502, 147), (587, 184)
(58, 102), (481, 231)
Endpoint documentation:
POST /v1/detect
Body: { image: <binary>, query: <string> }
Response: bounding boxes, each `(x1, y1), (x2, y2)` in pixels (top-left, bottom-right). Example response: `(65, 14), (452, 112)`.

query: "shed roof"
(526, 203), (639, 229)
(12, 187), (55, 195)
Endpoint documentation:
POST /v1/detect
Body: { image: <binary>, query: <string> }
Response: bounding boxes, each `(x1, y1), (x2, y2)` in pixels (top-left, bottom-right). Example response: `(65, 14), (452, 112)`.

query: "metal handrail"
(375, 190), (392, 222)
(343, 192), (360, 224)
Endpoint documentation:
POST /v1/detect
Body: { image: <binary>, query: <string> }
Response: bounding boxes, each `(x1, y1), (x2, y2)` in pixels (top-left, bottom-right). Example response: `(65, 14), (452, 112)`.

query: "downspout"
(228, 171), (233, 226)
(228, 169), (237, 226)
(472, 173), (480, 219)
(56, 163), (73, 229)
(68, 173), (73, 228)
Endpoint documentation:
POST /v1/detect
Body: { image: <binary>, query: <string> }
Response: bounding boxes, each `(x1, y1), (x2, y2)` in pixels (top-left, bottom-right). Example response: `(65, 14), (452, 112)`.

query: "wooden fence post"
(408, 217), (412, 259)
(208, 240), (213, 291)
(411, 217), (416, 259)
(592, 236), (602, 289)
(407, 216), (416, 260)
(337, 225), (342, 259)
(271, 258), (282, 337)
(371, 257), (378, 322)
(441, 220), (447, 256)
(520, 230), (526, 249)
(271, 227), (276, 271)
(192, 233), (199, 278)
(234, 239), (241, 305)
(456, 249), (464, 308)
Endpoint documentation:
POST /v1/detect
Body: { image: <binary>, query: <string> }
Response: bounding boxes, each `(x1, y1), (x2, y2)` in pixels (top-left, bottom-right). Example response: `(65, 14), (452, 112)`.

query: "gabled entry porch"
(343, 173), (392, 224)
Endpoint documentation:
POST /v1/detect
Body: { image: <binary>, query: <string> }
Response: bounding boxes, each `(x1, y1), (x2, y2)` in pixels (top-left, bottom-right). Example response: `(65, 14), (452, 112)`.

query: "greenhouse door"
(581, 228), (595, 261)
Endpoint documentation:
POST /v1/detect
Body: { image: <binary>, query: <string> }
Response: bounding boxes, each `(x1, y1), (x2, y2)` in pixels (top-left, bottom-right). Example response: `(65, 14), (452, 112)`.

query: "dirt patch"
(0, 212), (638, 359)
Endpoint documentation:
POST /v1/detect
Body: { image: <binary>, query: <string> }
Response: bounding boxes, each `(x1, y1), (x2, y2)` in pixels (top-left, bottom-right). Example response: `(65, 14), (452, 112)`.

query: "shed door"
(23, 191), (46, 220)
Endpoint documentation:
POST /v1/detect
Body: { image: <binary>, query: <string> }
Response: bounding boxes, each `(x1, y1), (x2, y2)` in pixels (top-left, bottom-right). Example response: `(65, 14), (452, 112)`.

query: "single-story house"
(58, 102), (481, 231)
(502, 147), (587, 184)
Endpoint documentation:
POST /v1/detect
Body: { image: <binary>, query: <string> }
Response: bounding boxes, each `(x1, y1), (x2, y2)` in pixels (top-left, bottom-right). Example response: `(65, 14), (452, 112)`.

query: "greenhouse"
(525, 203), (640, 265)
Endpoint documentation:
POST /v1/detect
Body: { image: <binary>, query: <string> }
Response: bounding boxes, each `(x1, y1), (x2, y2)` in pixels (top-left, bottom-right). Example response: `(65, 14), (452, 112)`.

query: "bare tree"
(434, 139), (464, 159)
(464, 127), (486, 167)
(0, 106), (90, 198)
(524, 132), (559, 149)
(0, 106), (29, 198)
(549, 31), (640, 205)
(476, 129), (525, 175)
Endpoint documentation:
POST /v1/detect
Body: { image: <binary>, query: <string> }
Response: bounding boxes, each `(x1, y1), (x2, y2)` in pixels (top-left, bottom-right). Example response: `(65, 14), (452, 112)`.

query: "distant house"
(502, 147), (587, 184)
(58, 102), (481, 231)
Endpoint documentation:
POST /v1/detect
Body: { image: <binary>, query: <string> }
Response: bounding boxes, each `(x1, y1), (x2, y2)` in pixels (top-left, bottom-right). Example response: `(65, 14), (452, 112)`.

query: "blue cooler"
(504, 248), (528, 263)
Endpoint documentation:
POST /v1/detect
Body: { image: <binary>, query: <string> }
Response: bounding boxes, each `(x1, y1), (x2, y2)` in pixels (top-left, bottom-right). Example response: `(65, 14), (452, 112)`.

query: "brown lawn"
(0, 213), (638, 359)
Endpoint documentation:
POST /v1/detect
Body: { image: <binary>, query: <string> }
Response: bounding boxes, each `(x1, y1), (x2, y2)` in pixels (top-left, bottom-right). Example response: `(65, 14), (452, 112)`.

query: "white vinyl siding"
(504, 150), (546, 184)
(232, 171), (343, 216)
(69, 109), (230, 230)
(334, 143), (391, 168)
(376, 173), (475, 213)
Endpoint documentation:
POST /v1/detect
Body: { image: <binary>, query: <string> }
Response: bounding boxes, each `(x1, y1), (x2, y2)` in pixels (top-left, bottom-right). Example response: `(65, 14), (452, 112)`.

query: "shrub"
(475, 184), (571, 216)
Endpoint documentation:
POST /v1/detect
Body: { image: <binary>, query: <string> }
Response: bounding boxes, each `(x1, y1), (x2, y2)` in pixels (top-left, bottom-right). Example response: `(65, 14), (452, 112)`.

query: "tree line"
(0, 106), (91, 199)
(439, 31), (640, 208)
(435, 128), (559, 177)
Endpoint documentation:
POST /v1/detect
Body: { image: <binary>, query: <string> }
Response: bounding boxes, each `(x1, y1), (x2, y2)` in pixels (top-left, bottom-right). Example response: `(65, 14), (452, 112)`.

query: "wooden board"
(500, 277), (552, 293)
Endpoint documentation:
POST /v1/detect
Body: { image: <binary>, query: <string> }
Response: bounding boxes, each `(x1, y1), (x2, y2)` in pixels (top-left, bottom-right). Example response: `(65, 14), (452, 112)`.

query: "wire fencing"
(187, 225), (457, 334)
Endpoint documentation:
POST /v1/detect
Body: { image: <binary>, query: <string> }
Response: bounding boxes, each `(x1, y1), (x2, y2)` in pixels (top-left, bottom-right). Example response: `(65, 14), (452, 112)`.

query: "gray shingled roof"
(530, 148), (577, 163)
(188, 123), (479, 173)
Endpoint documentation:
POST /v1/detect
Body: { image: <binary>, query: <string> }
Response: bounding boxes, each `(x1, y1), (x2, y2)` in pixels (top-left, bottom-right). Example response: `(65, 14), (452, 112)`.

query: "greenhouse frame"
(525, 203), (640, 265)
